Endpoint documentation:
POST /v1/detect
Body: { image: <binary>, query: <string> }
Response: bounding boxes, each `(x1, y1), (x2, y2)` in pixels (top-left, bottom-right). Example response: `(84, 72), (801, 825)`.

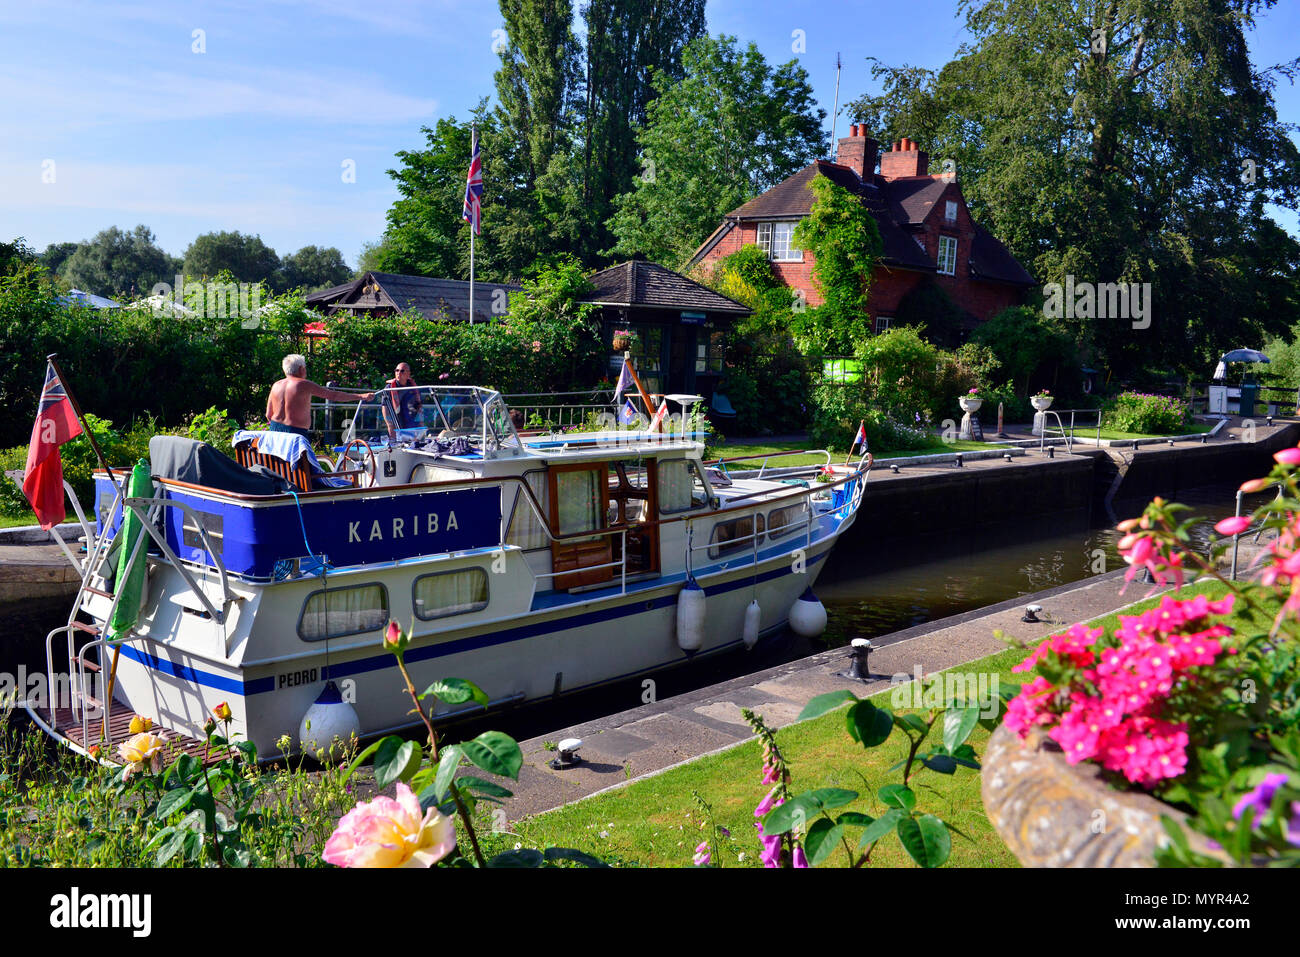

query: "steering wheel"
(339, 438), (378, 487)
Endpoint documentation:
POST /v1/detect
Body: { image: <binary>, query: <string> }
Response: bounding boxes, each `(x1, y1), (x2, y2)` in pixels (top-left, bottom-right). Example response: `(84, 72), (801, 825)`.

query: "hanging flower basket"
(612, 329), (637, 351)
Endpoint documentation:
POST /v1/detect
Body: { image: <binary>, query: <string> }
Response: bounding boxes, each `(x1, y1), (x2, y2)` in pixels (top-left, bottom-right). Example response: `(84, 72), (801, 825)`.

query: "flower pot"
(1030, 396), (1054, 412)
(959, 396), (982, 414)
(612, 336), (632, 352)
(981, 725), (1222, 867)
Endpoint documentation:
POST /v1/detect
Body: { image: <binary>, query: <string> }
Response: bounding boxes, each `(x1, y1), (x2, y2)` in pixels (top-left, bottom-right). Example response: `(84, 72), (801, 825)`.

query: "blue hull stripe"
(120, 549), (829, 696)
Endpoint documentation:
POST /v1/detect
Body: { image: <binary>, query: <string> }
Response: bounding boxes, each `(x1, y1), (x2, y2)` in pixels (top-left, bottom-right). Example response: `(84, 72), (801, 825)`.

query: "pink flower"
(1274, 448), (1300, 466)
(1214, 516), (1251, 536)
(382, 620), (408, 653)
(1240, 478), (1270, 493)
(322, 782), (456, 868)
(439, 372), (450, 380)
(792, 845), (809, 868)
(693, 841), (711, 866)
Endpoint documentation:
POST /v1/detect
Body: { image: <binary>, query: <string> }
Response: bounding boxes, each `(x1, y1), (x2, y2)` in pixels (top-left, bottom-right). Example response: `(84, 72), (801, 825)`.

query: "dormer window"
(945, 200), (958, 223)
(756, 222), (803, 262)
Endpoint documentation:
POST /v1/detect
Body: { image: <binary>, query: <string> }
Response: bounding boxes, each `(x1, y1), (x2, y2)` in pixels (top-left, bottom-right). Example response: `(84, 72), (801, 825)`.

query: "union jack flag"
(462, 127), (483, 236)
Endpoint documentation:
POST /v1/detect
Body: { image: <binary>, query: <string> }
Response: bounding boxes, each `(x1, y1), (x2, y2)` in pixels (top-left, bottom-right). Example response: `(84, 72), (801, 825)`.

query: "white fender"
(742, 599), (761, 649)
(676, 578), (706, 655)
(299, 680), (361, 756)
(788, 587), (828, 638)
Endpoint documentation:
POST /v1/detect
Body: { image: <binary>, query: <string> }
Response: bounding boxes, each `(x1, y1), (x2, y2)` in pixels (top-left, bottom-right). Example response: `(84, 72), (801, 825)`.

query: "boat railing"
(502, 389), (614, 433)
(704, 448), (834, 481)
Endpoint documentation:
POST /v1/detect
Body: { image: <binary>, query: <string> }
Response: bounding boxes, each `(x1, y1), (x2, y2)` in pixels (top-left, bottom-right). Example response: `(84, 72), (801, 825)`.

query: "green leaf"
(762, 788), (859, 835)
(222, 845), (251, 868)
(897, 813), (952, 868)
(154, 828), (185, 866)
(461, 731), (523, 780)
(431, 744), (464, 803)
(943, 705), (980, 751)
(343, 737), (388, 784)
(895, 712), (929, 736)
(543, 847), (610, 868)
(847, 701), (894, 747)
(857, 808), (904, 848)
(488, 848), (545, 867)
(921, 754), (958, 774)
(421, 677), (489, 707)
(878, 784), (916, 812)
(804, 818), (845, 866)
(797, 689), (858, 721)
(374, 737), (421, 789)
(458, 774), (514, 800)
(836, 811), (875, 828)
(155, 787), (192, 819)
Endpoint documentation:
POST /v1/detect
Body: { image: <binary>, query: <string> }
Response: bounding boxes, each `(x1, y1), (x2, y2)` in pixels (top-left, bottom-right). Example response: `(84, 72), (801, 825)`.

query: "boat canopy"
(340, 385), (522, 454)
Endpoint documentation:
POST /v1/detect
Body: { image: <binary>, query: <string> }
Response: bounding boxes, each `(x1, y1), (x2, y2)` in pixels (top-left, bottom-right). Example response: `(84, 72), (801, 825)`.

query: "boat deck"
(42, 700), (231, 767)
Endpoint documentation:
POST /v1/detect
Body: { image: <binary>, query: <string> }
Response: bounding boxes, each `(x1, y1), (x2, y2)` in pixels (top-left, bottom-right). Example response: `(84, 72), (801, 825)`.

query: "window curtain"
(507, 471), (550, 549)
(415, 569), (488, 620)
(556, 469), (601, 534)
(300, 585), (387, 641)
(658, 460), (693, 512)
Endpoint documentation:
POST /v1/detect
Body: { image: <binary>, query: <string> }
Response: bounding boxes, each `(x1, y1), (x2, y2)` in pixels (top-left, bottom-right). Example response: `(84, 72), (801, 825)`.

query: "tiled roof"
(693, 159), (1033, 285)
(584, 261), (750, 314)
(305, 272), (521, 322)
(969, 224), (1036, 286)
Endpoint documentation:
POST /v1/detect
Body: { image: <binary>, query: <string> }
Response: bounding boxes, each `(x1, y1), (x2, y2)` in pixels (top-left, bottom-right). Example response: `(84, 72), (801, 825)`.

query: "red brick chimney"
(880, 137), (929, 180)
(834, 125), (878, 181)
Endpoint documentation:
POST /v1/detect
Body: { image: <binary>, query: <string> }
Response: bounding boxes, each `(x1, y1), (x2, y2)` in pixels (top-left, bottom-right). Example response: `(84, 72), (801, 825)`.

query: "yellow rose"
(118, 731), (167, 777)
(128, 715), (154, 734)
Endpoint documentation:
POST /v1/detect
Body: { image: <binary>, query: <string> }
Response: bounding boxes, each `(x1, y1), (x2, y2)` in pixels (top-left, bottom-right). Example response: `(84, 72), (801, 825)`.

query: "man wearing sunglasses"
(382, 362), (424, 435)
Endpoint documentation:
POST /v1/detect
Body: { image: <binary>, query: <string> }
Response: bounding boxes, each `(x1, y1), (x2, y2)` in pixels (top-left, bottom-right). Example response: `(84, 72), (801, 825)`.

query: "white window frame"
(876, 315), (892, 334)
(756, 221), (802, 262)
(937, 235), (958, 276)
(945, 200), (958, 223)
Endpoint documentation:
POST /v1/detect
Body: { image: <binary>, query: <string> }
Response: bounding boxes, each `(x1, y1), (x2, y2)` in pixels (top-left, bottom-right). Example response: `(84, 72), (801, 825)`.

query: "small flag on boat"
(852, 422), (867, 450)
(649, 399), (669, 432)
(618, 396), (638, 425)
(22, 361), (83, 529)
(462, 128), (483, 236)
(613, 358), (634, 404)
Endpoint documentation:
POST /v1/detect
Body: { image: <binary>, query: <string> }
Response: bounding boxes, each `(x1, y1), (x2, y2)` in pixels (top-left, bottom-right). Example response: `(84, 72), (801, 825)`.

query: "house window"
(696, 330), (725, 374)
(756, 222), (802, 262)
(876, 315), (892, 334)
(913, 235), (925, 252)
(945, 200), (958, 223)
(937, 235), (958, 276)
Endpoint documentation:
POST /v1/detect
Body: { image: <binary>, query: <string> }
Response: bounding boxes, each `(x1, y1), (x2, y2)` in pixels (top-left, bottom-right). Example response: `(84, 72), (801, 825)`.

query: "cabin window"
(556, 468), (604, 535)
(658, 459), (709, 513)
(767, 501), (810, 540)
(181, 510), (224, 552)
(506, 470), (550, 550)
(413, 568), (489, 620)
(710, 513), (766, 559)
(298, 584), (389, 642)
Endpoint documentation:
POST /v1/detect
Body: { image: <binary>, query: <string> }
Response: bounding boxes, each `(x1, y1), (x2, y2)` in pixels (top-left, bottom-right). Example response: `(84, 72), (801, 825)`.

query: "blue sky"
(2, 0), (1297, 268)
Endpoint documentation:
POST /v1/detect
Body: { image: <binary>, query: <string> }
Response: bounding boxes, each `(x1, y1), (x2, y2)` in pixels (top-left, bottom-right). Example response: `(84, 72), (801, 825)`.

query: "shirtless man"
(265, 354), (373, 440)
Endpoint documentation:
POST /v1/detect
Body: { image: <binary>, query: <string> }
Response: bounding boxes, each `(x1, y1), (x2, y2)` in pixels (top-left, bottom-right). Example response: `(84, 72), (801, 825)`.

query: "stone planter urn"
(958, 395), (982, 440)
(1031, 395), (1054, 436)
(981, 724), (1223, 867)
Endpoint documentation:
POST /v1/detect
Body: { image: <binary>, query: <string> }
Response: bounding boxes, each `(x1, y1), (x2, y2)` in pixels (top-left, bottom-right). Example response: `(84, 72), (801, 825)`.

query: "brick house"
(687, 126), (1035, 336)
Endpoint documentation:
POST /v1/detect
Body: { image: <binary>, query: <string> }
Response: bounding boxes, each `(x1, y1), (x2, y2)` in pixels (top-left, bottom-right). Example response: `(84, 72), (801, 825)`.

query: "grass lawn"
(711, 439), (991, 468)
(1054, 423), (1215, 442)
(490, 579), (1242, 868)
(0, 511), (37, 529)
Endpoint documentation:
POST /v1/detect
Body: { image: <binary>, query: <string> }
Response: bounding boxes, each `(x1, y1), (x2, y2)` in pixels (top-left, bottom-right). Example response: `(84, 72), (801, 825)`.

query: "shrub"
(1102, 391), (1192, 434)
(810, 389), (931, 453)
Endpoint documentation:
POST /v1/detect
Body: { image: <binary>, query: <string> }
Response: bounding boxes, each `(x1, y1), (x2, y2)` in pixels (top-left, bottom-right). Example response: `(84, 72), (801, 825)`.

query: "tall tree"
(849, 0), (1300, 375)
(278, 245), (351, 292)
(39, 241), (80, 278)
(61, 225), (177, 297)
(577, 0), (707, 262)
(606, 34), (826, 267)
(183, 230), (280, 286)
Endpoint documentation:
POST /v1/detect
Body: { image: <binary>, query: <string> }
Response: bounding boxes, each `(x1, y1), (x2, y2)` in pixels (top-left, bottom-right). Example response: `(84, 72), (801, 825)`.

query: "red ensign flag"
(23, 362), (82, 529)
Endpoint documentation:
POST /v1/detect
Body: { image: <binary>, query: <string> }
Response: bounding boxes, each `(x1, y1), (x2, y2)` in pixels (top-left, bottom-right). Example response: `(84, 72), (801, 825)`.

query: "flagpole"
(47, 353), (120, 491)
(845, 418), (864, 466)
(469, 124), (476, 327)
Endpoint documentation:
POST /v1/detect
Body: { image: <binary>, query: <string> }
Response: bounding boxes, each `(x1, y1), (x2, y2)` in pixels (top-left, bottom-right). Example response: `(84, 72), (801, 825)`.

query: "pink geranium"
(323, 782), (456, 868)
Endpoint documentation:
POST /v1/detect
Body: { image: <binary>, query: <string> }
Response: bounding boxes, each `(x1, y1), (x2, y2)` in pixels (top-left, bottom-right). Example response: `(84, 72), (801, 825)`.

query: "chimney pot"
(850, 123), (858, 137)
(902, 137), (912, 151)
